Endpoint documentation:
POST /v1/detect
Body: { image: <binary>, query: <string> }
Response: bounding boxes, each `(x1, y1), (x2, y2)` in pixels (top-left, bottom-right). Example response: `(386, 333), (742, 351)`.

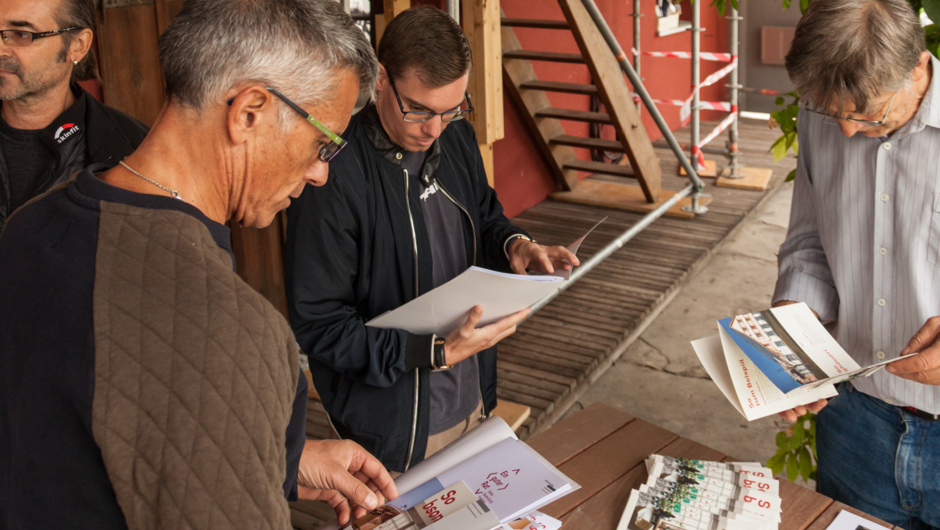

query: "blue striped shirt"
(773, 57), (940, 414)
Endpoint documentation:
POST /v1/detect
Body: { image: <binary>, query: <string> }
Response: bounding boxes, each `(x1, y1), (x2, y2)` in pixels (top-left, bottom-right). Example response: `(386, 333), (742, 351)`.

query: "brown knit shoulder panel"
(92, 201), (298, 530)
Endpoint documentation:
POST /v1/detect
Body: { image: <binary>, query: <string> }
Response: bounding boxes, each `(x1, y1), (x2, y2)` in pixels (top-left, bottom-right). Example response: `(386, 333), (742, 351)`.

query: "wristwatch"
(432, 337), (453, 371)
(503, 234), (537, 260)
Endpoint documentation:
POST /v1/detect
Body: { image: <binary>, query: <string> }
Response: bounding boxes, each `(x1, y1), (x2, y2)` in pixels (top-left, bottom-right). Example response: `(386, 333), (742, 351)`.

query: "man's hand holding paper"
(887, 316), (940, 385)
(507, 238), (580, 276)
(444, 306), (531, 366)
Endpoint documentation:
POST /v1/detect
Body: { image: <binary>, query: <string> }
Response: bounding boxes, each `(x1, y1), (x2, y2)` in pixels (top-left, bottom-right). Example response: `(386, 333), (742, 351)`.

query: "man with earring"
(0, 0), (146, 234)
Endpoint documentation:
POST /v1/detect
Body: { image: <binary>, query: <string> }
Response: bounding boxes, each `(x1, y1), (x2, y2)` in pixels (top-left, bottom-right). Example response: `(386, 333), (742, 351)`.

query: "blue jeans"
(817, 383), (940, 530)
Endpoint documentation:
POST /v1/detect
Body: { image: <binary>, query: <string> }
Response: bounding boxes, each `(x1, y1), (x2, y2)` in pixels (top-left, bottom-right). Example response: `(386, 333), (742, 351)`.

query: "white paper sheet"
(824, 510), (891, 530)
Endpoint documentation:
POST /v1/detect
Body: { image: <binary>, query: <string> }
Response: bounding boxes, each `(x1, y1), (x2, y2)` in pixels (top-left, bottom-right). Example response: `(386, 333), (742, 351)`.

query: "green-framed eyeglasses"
(265, 87), (346, 162)
(227, 87), (346, 163)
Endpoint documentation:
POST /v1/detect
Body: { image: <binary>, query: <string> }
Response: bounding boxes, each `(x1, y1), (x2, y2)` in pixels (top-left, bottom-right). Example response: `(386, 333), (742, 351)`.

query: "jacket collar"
(360, 104), (442, 180)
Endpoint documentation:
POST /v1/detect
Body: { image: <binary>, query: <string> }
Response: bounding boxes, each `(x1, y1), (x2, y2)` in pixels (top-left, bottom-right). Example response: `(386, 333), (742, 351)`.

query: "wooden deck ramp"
(290, 119), (796, 528)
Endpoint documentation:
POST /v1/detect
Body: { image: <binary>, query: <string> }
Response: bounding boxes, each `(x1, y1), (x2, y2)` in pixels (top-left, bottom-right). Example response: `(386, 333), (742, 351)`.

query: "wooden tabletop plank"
(779, 479), (833, 530)
(527, 402), (634, 467)
(805, 501), (894, 530)
(543, 419), (678, 518)
(558, 433), (730, 529)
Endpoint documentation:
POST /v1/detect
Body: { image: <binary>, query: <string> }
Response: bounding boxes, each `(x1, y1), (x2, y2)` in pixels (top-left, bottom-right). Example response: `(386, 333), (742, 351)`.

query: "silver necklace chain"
(119, 160), (184, 202)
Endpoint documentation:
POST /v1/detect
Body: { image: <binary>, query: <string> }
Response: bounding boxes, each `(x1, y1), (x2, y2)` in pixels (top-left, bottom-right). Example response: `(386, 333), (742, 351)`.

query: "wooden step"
(520, 80), (598, 95)
(501, 17), (570, 29)
(564, 159), (635, 177)
(536, 107), (611, 124)
(551, 134), (624, 152)
(503, 50), (585, 63)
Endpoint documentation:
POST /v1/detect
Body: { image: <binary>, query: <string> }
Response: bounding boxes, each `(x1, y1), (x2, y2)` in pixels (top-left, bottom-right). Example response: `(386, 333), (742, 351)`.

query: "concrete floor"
(569, 180), (796, 464)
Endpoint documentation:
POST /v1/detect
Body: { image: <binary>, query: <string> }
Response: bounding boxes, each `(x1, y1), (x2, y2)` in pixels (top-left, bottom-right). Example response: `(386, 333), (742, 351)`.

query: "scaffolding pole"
(633, 0), (641, 112)
(691, 0), (701, 171)
(725, 3), (744, 178)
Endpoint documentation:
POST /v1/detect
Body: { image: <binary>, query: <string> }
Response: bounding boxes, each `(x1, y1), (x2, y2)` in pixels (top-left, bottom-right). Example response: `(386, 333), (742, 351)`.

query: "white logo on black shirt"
(420, 180), (440, 201)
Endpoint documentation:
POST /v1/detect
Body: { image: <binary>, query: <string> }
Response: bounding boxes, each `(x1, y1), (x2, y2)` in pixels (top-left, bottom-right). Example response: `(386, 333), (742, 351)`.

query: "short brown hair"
(378, 6), (472, 87)
(54, 0), (98, 82)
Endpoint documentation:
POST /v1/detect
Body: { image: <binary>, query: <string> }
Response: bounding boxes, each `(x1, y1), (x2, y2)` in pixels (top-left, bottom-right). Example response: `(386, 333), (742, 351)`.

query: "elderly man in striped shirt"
(773, 0), (940, 527)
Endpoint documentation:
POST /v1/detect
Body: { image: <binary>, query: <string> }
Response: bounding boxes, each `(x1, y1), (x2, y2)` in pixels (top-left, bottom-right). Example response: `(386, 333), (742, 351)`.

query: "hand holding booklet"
(318, 417), (579, 530)
(691, 303), (908, 421)
(366, 218), (605, 336)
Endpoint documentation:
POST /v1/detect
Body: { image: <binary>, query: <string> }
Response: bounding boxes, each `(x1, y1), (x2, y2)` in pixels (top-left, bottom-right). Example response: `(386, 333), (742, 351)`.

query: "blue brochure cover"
(718, 317), (802, 393)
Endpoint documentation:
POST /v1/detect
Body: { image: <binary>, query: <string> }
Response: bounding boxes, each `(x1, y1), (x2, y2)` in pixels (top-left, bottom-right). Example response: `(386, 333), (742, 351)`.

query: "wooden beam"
(558, 0), (662, 202)
(479, 142), (494, 187)
(463, 0), (504, 150)
(383, 0), (409, 27)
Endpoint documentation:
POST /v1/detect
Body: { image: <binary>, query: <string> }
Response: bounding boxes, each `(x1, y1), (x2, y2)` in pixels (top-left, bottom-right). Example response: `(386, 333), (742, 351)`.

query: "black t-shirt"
(401, 150), (481, 435)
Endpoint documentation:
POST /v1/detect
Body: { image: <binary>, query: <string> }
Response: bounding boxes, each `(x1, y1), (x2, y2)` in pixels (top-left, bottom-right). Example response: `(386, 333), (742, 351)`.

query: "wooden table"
(527, 402), (898, 530)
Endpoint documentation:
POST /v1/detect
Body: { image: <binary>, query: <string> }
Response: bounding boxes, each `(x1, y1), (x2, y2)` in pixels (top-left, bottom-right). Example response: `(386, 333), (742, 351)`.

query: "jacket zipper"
(435, 177), (488, 421)
(403, 168), (420, 471)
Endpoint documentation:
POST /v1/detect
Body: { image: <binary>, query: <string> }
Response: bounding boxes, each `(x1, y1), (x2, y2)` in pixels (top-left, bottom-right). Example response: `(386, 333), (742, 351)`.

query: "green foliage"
(769, 92), (800, 181)
(767, 413), (817, 483)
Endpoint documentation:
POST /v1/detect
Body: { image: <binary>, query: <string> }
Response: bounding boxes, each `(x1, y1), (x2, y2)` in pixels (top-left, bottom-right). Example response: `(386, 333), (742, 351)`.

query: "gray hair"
(786, 0), (925, 114)
(54, 0), (98, 82)
(158, 0), (378, 118)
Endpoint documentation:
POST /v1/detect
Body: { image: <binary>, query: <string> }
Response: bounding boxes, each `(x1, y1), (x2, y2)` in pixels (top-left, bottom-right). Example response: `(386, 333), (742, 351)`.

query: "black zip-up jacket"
(284, 105), (528, 472)
(0, 84), (147, 233)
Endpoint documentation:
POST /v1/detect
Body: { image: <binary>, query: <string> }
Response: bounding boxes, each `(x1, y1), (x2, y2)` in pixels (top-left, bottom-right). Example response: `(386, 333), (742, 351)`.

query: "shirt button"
(881, 193), (889, 202)
(877, 298), (886, 307)
(879, 247), (887, 255)
(883, 142), (892, 150)
(877, 351), (886, 359)
(396, 152), (403, 160)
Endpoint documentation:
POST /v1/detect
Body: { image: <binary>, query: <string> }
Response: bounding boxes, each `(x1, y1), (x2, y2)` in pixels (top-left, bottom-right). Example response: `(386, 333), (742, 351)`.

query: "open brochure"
(691, 303), (907, 421)
(319, 417), (579, 530)
(366, 218), (605, 336)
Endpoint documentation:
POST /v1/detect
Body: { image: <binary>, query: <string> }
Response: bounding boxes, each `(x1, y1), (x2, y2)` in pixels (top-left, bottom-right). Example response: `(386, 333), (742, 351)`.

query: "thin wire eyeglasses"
(802, 91), (899, 127)
(389, 77), (473, 123)
(0, 27), (85, 47)
(264, 87), (346, 163)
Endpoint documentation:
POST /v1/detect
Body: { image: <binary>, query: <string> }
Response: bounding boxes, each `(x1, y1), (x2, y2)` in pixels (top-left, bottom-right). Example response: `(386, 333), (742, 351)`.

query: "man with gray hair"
(0, 0), (396, 528)
(774, 0), (940, 526)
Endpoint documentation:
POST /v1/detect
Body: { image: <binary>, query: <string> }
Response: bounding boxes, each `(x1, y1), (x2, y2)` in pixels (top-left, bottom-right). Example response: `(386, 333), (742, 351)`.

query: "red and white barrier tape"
(632, 48), (734, 62)
(689, 108), (738, 167)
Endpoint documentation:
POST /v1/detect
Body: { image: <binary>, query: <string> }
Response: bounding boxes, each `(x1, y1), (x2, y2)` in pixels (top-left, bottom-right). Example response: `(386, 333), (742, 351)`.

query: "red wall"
(494, 0), (729, 218)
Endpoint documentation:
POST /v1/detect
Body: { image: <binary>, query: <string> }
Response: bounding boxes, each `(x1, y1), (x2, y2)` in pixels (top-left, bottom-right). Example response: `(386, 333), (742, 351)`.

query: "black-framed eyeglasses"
(0, 27), (85, 47)
(802, 91), (899, 127)
(389, 77), (473, 123)
(264, 87), (346, 162)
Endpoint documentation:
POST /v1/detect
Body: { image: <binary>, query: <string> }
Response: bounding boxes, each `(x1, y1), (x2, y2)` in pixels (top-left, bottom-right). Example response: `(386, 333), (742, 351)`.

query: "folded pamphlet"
(691, 303), (907, 421)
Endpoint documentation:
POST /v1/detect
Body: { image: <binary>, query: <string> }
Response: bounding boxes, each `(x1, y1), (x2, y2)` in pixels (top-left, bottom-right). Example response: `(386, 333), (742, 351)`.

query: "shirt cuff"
(772, 271), (840, 324)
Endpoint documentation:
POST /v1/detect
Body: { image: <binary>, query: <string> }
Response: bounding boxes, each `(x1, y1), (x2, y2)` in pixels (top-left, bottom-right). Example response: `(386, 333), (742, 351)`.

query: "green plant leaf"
(776, 96), (785, 106)
(775, 431), (788, 448)
(786, 453), (799, 481)
(791, 137), (799, 156)
(766, 453), (786, 475)
(771, 136), (788, 162)
(798, 447), (812, 482)
(799, 0), (811, 12)
(785, 169), (796, 182)
(924, 0), (940, 26)
(788, 428), (805, 451)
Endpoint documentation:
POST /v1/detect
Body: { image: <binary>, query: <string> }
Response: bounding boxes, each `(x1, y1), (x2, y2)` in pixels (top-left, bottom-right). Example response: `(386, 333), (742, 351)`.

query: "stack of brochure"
(617, 455), (782, 530)
(320, 417), (578, 530)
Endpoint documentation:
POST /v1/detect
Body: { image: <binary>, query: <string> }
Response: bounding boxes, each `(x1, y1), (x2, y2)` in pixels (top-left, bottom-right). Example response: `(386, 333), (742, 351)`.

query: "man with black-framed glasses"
(285, 5), (579, 473)
(0, 0), (147, 235)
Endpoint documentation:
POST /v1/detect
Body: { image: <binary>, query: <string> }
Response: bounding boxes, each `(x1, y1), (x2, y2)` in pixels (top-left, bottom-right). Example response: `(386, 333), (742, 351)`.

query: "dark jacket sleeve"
(283, 368), (307, 501)
(284, 171), (433, 390)
(459, 122), (529, 271)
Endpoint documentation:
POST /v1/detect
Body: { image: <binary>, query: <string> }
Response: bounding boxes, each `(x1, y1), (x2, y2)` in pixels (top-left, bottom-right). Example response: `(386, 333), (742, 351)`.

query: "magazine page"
(718, 303), (858, 393)
(340, 481), (480, 530)
(391, 416), (518, 509)
(615, 487), (754, 530)
(547, 217), (607, 280)
(434, 437), (577, 524)
(717, 324), (838, 421)
(691, 336), (747, 417)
